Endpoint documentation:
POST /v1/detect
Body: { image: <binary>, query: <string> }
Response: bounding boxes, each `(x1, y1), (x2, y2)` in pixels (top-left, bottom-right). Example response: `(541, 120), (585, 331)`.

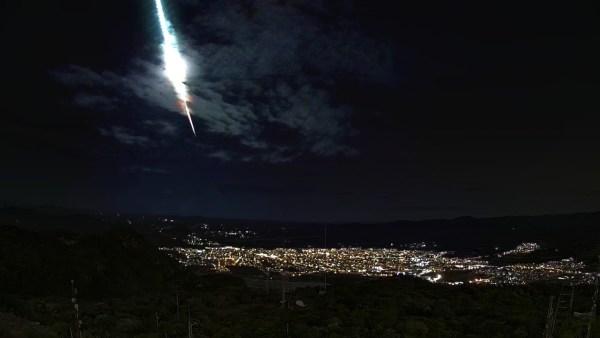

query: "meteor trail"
(154, 0), (196, 137)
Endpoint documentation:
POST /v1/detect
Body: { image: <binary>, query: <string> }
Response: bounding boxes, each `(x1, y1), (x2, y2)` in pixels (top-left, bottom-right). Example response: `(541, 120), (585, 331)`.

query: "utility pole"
(175, 285), (180, 321)
(543, 295), (555, 338)
(281, 227), (288, 307)
(281, 226), (290, 336)
(187, 304), (198, 338)
(176, 293), (180, 321)
(323, 226), (327, 294)
(281, 274), (289, 305)
(265, 270), (270, 293)
(585, 255), (600, 338)
(551, 281), (575, 334)
(188, 304), (191, 338)
(70, 280), (82, 338)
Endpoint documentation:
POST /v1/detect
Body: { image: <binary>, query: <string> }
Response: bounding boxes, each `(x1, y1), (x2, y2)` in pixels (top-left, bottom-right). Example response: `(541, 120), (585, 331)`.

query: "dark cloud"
(143, 120), (179, 136)
(129, 165), (168, 174)
(52, 0), (395, 163)
(98, 126), (154, 147)
(208, 150), (234, 161)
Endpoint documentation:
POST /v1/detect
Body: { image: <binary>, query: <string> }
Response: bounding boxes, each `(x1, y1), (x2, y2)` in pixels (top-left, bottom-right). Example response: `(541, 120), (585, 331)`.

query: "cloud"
(53, 62), (179, 114)
(208, 150), (233, 161)
(240, 138), (269, 150)
(129, 165), (168, 174)
(53, 0), (394, 162)
(71, 93), (118, 110)
(143, 120), (179, 136)
(98, 126), (154, 147)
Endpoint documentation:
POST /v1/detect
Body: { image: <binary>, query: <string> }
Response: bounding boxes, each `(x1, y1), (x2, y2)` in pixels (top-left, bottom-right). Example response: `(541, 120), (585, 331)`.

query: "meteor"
(154, 0), (196, 136)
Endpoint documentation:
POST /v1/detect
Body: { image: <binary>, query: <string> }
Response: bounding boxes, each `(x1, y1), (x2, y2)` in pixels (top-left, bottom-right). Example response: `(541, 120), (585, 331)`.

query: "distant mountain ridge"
(0, 204), (598, 257)
(2, 202), (600, 229)
(329, 211), (600, 249)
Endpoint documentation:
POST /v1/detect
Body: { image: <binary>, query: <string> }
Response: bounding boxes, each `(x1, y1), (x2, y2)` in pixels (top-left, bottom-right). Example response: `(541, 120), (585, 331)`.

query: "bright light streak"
(154, 0), (196, 136)
(183, 102), (196, 136)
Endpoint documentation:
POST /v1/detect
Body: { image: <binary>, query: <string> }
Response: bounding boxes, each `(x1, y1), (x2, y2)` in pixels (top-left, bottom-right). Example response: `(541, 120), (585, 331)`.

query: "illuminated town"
(160, 242), (595, 286)
(497, 242), (542, 257)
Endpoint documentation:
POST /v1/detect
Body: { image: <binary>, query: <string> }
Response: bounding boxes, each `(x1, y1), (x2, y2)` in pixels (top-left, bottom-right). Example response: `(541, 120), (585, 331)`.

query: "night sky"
(2, 0), (599, 222)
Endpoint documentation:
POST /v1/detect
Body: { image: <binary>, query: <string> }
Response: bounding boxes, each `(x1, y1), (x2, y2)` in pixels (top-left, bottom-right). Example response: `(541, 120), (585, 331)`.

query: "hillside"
(0, 225), (182, 299)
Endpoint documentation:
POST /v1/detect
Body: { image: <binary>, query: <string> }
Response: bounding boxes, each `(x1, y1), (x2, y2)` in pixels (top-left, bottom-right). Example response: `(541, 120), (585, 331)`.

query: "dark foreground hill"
(0, 225), (182, 299)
